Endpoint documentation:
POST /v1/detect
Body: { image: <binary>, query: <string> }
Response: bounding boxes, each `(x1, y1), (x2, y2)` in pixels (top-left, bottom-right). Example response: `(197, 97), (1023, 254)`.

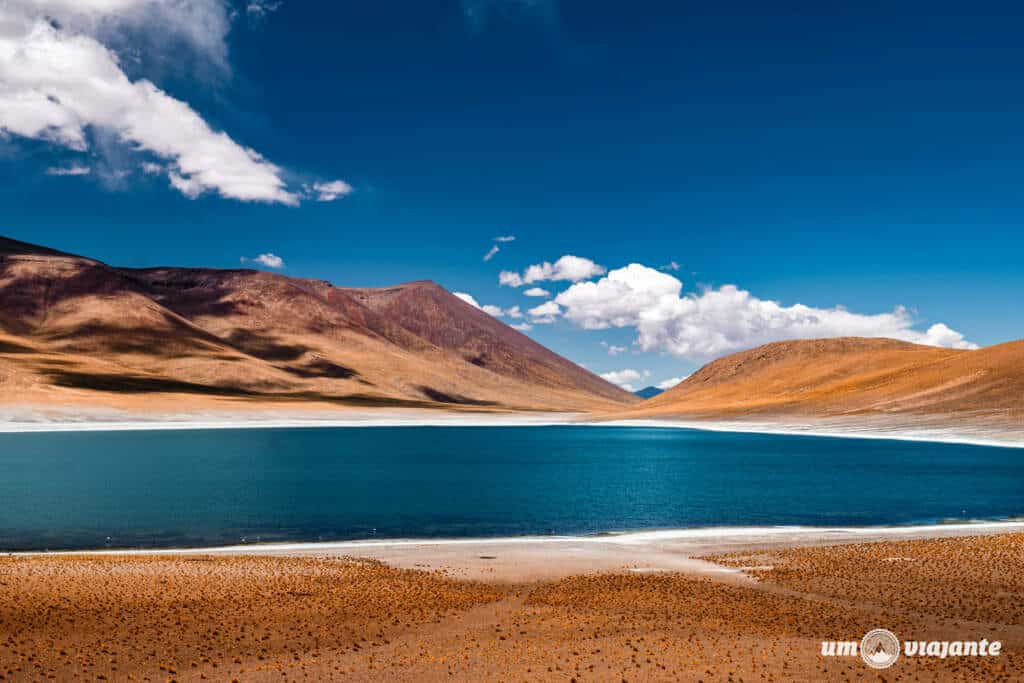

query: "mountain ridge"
(0, 236), (636, 412)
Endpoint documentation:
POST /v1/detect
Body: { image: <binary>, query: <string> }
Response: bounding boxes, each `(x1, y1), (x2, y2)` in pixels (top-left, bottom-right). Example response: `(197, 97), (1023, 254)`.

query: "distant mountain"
(614, 337), (1024, 428)
(0, 236), (637, 412)
(633, 386), (664, 399)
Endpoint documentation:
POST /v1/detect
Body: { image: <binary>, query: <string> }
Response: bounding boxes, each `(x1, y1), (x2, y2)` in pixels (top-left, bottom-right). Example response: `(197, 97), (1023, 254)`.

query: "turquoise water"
(0, 426), (1021, 550)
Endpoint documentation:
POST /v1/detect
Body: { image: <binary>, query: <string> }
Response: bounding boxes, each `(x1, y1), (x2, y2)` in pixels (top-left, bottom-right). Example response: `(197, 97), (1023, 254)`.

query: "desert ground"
(3, 529), (1021, 682)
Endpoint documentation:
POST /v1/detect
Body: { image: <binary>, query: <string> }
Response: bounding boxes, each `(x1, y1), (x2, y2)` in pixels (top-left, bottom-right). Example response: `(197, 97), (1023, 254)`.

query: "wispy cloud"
(246, 1), (283, 19)
(494, 235), (516, 242)
(46, 164), (91, 176)
(0, 1), (342, 206)
(600, 341), (627, 356)
(483, 245), (500, 261)
(241, 253), (285, 269)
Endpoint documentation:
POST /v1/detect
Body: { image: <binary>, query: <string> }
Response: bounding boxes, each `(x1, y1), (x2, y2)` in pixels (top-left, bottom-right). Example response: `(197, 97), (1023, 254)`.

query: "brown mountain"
(0, 236), (635, 412)
(615, 337), (1024, 429)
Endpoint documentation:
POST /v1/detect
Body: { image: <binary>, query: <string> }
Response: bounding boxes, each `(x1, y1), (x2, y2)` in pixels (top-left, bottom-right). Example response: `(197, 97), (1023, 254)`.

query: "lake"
(0, 426), (1021, 550)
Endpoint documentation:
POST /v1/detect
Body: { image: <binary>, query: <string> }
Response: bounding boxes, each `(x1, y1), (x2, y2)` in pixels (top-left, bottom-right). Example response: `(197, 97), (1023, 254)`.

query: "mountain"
(633, 386), (664, 399)
(618, 337), (1024, 429)
(0, 236), (636, 413)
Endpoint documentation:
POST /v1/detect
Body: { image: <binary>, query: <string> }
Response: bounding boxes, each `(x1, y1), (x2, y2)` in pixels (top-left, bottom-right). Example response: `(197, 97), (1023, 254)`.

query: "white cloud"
(246, 1), (282, 18)
(527, 300), (561, 324)
(454, 292), (505, 318)
(510, 322), (533, 332)
(500, 255), (605, 288)
(600, 342), (627, 356)
(46, 164), (91, 176)
(523, 287), (550, 297)
(241, 252), (285, 269)
(655, 376), (687, 390)
(483, 245), (500, 261)
(499, 271), (524, 287)
(309, 180), (353, 202)
(555, 263), (977, 360)
(0, 10), (298, 204)
(506, 305), (523, 319)
(1, 2), (345, 205)
(660, 261), (681, 272)
(494, 235), (516, 242)
(599, 368), (644, 392)
(14, 0), (233, 68)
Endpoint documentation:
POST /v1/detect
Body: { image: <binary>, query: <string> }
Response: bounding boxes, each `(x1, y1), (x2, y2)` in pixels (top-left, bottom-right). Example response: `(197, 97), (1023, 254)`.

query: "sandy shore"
(22, 522), (1024, 582)
(2, 527), (1021, 681)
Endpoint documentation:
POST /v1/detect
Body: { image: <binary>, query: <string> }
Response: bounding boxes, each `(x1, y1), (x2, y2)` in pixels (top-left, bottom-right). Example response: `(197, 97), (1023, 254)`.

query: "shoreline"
(0, 406), (1022, 448)
(14, 520), (1024, 569)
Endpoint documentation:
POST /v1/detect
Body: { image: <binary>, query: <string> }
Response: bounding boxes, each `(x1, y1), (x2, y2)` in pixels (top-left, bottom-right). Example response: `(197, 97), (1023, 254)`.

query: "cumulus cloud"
(454, 292), (506, 317)
(554, 263), (977, 360)
(499, 271), (525, 287)
(483, 245), (500, 261)
(499, 255), (605, 288)
(0, 2), (344, 205)
(523, 287), (550, 297)
(505, 305), (523, 319)
(511, 322), (533, 332)
(599, 368), (644, 392)
(46, 164), (91, 176)
(655, 376), (687, 391)
(241, 252), (285, 269)
(308, 180), (353, 202)
(527, 300), (561, 324)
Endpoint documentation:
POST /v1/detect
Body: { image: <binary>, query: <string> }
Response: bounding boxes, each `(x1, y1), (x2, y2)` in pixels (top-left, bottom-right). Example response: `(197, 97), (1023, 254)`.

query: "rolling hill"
(616, 337), (1023, 430)
(0, 236), (636, 413)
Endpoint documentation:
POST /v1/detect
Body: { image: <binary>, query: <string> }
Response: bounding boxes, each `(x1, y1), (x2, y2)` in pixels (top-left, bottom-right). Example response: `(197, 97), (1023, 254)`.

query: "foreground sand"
(3, 532), (1022, 681)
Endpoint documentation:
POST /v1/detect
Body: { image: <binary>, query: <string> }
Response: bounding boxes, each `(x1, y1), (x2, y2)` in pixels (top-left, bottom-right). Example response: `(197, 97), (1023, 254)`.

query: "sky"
(1, 1), (1022, 391)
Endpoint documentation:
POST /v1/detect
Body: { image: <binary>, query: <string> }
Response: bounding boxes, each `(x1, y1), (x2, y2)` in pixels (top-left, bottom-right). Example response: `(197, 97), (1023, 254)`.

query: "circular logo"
(861, 629), (900, 669)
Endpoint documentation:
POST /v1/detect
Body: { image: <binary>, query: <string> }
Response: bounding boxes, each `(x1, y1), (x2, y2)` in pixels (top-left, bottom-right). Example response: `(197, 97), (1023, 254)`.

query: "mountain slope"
(341, 281), (628, 404)
(0, 236), (635, 412)
(617, 337), (1023, 426)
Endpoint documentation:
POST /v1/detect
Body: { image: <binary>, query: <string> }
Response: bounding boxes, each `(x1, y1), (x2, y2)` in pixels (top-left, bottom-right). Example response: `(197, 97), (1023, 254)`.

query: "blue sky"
(1, 1), (1022, 390)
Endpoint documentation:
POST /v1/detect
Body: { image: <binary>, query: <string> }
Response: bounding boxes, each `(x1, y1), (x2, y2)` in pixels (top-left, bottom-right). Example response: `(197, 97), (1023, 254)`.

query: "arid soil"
(612, 337), (1024, 435)
(2, 534), (1021, 681)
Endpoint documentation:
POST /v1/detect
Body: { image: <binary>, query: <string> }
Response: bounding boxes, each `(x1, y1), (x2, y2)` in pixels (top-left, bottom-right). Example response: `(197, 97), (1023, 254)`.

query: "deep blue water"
(0, 426), (1021, 551)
